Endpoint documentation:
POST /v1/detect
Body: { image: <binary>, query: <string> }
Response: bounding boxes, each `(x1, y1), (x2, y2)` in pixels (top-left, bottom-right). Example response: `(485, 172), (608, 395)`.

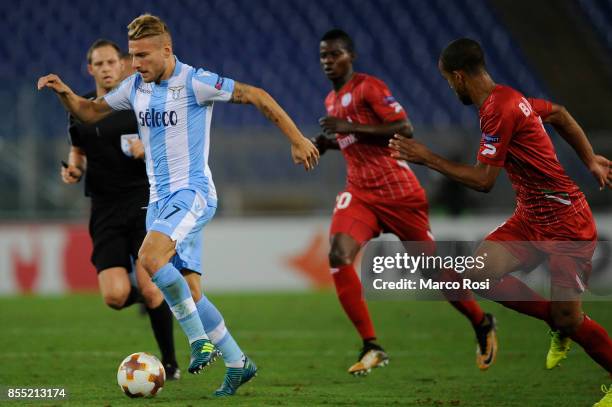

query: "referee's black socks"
(147, 301), (177, 367)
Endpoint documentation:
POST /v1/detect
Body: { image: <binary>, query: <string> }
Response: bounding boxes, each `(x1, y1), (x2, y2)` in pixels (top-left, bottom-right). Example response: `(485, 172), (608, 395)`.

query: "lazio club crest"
(168, 86), (184, 100)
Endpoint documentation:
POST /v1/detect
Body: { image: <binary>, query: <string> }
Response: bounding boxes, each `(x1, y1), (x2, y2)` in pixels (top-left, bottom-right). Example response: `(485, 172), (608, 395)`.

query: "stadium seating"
(1, 0), (547, 132)
(577, 0), (612, 52)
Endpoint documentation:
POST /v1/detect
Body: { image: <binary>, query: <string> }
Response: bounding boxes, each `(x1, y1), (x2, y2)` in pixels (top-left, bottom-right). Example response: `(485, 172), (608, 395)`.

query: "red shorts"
(486, 207), (597, 291)
(329, 189), (432, 244)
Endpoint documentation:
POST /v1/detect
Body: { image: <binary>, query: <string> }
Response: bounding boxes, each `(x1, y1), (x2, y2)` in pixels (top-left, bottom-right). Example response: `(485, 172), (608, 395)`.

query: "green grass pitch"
(1, 292), (610, 406)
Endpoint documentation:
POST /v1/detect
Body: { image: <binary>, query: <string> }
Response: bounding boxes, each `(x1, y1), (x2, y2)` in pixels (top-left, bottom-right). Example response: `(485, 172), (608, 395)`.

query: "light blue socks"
(196, 295), (244, 367)
(152, 263), (208, 343)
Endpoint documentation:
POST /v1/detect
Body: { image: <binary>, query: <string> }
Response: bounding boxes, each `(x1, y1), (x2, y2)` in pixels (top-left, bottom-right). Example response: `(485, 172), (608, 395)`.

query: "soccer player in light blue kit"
(38, 14), (319, 396)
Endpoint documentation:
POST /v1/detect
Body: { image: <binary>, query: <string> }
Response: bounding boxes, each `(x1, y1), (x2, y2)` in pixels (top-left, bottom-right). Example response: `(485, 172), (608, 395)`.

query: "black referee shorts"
(89, 193), (149, 273)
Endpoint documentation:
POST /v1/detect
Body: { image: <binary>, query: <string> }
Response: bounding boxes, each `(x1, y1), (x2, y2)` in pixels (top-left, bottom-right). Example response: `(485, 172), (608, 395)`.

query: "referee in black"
(61, 39), (179, 379)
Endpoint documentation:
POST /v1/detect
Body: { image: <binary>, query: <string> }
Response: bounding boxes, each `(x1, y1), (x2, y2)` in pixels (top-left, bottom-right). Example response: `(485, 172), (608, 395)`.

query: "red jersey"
(324, 73), (425, 202)
(478, 84), (586, 226)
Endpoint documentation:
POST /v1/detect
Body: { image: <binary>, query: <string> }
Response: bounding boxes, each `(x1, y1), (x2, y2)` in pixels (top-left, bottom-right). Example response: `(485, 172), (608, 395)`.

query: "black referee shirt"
(68, 91), (148, 200)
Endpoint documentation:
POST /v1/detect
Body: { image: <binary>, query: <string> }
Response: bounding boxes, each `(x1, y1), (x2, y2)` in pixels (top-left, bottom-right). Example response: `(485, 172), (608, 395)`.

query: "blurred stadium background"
(0, 0), (610, 292)
(1, 1), (612, 405)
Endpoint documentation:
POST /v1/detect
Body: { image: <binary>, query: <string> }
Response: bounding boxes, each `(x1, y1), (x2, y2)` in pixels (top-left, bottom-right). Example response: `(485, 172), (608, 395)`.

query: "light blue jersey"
(104, 57), (235, 205)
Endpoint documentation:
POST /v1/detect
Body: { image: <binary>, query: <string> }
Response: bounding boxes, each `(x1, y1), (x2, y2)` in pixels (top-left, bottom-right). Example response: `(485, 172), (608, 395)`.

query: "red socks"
(483, 277), (612, 373)
(448, 299), (485, 326)
(571, 315), (612, 373)
(484, 276), (553, 327)
(438, 269), (485, 326)
(331, 264), (376, 341)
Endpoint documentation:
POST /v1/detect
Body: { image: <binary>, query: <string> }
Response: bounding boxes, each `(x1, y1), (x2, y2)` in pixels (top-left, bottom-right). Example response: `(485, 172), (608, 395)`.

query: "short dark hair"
(320, 29), (355, 54)
(86, 39), (121, 64)
(440, 38), (486, 74)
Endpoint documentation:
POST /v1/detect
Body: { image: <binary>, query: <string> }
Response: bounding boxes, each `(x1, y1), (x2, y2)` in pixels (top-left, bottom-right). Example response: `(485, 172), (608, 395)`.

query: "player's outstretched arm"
(230, 82), (319, 171)
(37, 74), (113, 124)
(541, 102), (611, 190)
(318, 117), (413, 138)
(389, 135), (502, 192)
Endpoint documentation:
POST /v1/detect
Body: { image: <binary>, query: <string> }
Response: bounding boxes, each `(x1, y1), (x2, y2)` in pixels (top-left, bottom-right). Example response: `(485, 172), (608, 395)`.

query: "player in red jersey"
(390, 38), (612, 406)
(314, 29), (497, 376)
